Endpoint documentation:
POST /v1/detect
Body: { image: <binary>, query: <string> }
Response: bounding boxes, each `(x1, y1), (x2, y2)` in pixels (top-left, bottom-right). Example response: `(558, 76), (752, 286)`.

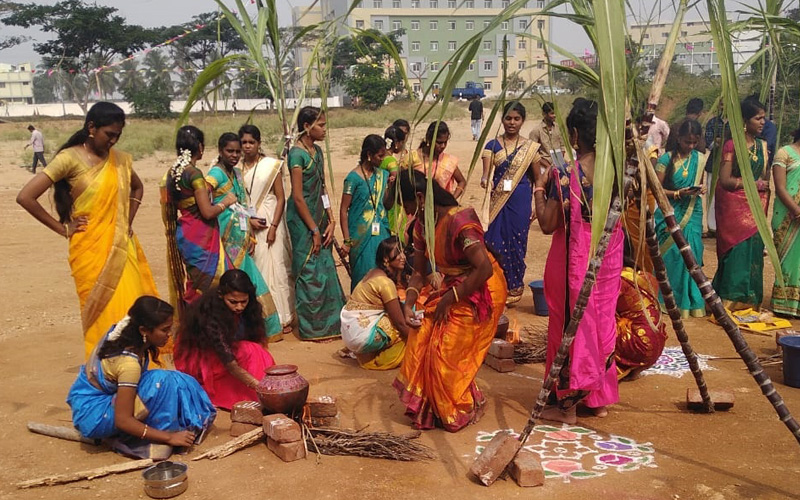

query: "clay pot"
(495, 314), (509, 339)
(256, 364), (309, 415)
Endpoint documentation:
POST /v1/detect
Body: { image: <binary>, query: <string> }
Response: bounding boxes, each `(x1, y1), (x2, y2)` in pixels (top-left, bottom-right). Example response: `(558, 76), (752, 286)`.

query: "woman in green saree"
(340, 134), (394, 291)
(771, 129), (800, 318)
(207, 133), (282, 340)
(712, 99), (770, 310)
(654, 119), (708, 318)
(286, 107), (346, 340)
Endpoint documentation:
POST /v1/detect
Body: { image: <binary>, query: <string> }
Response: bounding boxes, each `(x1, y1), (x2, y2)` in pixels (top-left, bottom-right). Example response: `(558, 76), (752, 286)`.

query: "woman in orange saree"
(16, 102), (158, 359)
(411, 121), (467, 199)
(393, 170), (507, 432)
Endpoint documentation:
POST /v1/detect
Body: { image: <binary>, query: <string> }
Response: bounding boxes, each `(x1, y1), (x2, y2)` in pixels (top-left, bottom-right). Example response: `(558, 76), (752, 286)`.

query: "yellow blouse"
(101, 354), (142, 388)
(350, 275), (399, 308)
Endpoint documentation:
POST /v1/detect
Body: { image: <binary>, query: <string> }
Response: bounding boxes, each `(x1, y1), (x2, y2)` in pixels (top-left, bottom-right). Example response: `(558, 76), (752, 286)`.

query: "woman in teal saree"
(207, 133), (282, 340)
(340, 134), (393, 291)
(771, 132), (800, 318)
(286, 107), (345, 340)
(654, 119), (707, 318)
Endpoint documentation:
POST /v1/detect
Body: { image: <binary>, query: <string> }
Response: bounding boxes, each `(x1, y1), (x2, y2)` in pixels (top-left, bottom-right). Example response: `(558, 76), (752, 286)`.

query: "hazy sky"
(1, 0), (747, 67)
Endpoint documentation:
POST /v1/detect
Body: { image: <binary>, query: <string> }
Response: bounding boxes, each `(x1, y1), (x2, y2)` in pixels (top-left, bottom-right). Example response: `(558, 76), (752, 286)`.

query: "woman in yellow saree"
(394, 170), (507, 432)
(17, 102), (158, 359)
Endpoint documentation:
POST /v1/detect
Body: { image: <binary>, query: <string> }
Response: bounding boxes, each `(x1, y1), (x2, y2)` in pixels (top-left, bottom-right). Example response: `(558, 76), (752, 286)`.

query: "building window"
(502, 0), (509, 6)
(356, 20), (364, 29)
(433, 82), (440, 90)
(373, 0), (382, 7)
(448, 40), (457, 51)
(374, 20), (384, 30)
(503, 38), (510, 50)
(537, 0), (544, 7)
(465, 0), (474, 7)
(411, 20), (420, 30)
(466, 20), (474, 30)
(518, 39), (527, 49)
(393, 0), (401, 6)
(662, 32), (669, 38)
(519, 20), (527, 31)
(448, 0), (456, 7)
(484, 0), (492, 6)
(484, 20), (491, 28)
(681, 31), (688, 36)
(484, 60), (493, 71)
(537, 60), (544, 69)
(643, 33), (650, 39)
(484, 81), (492, 90)
(411, 62), (422, 72)
(431, 62), (440, 71)
(537, 40), (543, 49)
(537, 19), (545, 30)
(501, 21), (509, 30)
(449, 20), (456, 30)
(468, 62), (475, 71)
(430, 20), (438, 30)
(393, 20), (402, 30)
(430, 0), (438, 6)
(518, 60), (526, 70)
(413, 82), (421, 93)
(411, 41), (420, 51)
(483, 40), (492, 50)
(412, 0), (420, 7)
(431, 41), (439, 51)
(501, 60), (508, 70)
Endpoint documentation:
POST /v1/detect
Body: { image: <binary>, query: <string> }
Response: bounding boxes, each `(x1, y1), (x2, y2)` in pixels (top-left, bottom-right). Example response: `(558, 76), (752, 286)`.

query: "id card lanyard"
(360, 164), (381, 236)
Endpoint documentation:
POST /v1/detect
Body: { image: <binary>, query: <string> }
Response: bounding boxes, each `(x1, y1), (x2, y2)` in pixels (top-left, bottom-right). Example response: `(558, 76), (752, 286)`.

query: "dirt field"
(1, 114), (798, 500)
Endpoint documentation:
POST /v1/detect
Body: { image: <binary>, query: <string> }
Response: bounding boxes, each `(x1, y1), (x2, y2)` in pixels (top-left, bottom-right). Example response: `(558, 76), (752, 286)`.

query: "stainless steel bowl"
(142, 461), (189, 498)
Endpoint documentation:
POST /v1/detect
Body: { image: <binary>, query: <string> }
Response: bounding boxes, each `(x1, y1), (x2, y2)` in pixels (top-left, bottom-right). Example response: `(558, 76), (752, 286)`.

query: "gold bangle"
(451, 286), (460, 302)
(63, 223), (70, 239)
(406, 286), (420, 297)
(140, 424), (148, 439)
(129, 197), (142, 205)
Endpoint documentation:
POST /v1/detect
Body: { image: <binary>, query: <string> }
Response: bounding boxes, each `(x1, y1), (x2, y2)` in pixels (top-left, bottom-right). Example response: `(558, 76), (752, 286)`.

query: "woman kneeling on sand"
(174, 269), (276, 409)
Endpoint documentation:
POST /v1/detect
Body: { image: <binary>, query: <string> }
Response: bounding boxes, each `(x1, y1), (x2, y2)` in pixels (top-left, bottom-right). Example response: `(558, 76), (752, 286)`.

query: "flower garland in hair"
(171, 148), (193, 190)
(108, 315), (131, 342)
(385, 137), (394, 151)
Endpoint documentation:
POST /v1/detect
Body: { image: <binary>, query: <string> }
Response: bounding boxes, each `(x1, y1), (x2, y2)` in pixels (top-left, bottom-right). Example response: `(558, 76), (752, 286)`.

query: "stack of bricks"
(484, 339), (515, 373)
(230, 400), (264, 436)
(306, 395), (340, 427)
(263, 413), (306, 462)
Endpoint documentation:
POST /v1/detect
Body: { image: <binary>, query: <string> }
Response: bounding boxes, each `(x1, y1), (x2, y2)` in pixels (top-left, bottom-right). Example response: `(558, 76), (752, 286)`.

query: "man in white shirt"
(25, 125), (47, 173)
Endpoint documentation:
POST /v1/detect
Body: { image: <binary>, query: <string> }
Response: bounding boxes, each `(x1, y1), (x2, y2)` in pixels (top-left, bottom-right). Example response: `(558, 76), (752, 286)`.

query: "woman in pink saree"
(534, 99), (623, 424)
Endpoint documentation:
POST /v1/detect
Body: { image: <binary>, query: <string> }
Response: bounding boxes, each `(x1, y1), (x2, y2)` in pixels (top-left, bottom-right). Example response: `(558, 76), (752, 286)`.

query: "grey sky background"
(0, 0), (755, 67)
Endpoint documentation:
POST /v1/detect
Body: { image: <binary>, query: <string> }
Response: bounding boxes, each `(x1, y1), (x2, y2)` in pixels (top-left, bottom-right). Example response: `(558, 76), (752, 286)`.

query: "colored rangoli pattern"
(475, 424), (657, 483)
(641, 346), (716, 378)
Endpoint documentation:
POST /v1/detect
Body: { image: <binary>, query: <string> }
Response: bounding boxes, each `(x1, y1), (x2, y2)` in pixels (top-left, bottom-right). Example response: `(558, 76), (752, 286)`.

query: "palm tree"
(118, 59), (146, 96)
(144, 50), (174, 96)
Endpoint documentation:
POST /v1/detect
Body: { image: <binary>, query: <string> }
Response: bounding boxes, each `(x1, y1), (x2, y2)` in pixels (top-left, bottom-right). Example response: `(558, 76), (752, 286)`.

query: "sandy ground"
(1, 115), (799, 500)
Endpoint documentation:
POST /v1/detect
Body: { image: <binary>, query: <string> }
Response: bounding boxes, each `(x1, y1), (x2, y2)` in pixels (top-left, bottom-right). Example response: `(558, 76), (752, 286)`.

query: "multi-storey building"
(0, 63), (34, 104)
(630, 19), (760, 77)
(293, 0), (550, 97)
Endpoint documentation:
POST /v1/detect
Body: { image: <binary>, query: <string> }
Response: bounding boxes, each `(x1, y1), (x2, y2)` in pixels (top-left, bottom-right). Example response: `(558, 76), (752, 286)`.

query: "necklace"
(675, 153), (690, 178)
(749, 138), (760, 163)
(502, 133), (520, 159)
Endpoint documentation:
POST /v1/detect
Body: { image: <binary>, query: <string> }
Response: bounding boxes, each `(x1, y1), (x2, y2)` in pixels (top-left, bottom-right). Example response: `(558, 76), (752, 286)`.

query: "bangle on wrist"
(533, 186), (546, 195)
(406, 286), (420, 297)
(311, 226), (320, 234)
(140, 424), (149, 439)
(451, 286), (460, 302)
(63, 223), (70, 239)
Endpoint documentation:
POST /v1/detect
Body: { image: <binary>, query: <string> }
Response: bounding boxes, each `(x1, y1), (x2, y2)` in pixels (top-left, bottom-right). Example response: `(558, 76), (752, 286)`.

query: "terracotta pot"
(256, 364), (309, 415)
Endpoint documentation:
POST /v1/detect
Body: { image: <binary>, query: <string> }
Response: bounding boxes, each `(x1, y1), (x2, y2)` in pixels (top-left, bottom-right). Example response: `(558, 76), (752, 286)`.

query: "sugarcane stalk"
(642, 212), (714, 412)
(643, 160), (800, 445)
(519, 169), (634, 443)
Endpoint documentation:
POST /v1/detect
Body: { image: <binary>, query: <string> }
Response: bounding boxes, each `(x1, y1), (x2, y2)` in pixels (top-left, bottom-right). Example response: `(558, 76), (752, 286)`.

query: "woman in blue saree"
(481, 101), (547, 304)
(340, 134), (394, 291)
(654, 119), (708, 318)
(207, 133), (282, 340)
(67, 296), (216, 460)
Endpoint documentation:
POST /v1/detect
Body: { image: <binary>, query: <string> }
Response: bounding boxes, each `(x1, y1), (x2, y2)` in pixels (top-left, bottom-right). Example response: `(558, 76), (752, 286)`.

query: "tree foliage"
(1, 0), (155, 112)
(123, 77), (173, 119)
(331, 29), (405, 108)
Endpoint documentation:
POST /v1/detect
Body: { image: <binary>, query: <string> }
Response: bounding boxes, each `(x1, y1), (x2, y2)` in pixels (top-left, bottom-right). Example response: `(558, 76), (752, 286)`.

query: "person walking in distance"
(528, 102), (565, 157)
(25, 125), (47, 173)
(469, 96), (484, 141)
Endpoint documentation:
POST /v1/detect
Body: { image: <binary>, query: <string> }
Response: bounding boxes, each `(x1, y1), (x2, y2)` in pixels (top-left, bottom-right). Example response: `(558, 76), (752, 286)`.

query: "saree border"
(487, 139), (541, 224)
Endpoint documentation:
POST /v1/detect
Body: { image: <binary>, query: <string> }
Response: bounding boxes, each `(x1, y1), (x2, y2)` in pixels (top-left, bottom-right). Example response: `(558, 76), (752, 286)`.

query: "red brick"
(310, 414), (340, 428)
(263, 414), (302, 443)
(267, 437), (306, 462)
(229, 422), (259, 437)
(488, 339), (515, 359)
(508, 450), (545, 487)
(307, 395), (338, 417)
(231, 401), (264, 424)
(686, 388), (735, 411)
(469, 431), (521, 486)
(484, 353), (515, 372)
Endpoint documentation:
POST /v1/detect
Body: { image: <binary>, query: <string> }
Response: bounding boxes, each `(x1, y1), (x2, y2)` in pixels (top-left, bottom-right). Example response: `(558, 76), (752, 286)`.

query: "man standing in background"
(529, 102), (565, 157)
(469, 96), (484, 141)
(24, 125), (46, 174)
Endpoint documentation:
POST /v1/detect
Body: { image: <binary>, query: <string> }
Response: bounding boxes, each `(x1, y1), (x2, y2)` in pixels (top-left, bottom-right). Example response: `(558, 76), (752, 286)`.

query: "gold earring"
(141, 333), (147, 344)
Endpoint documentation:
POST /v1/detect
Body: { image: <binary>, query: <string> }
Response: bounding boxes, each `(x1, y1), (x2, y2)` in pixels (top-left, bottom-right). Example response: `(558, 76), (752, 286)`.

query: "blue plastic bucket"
(528, 280), (548, 316)
(778, 335), (800, 388)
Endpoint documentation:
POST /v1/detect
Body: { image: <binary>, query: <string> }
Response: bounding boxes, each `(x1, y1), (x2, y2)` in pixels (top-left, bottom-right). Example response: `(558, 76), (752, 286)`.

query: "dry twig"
(305, 428), (435, 461)
(513, 325), (547, 364)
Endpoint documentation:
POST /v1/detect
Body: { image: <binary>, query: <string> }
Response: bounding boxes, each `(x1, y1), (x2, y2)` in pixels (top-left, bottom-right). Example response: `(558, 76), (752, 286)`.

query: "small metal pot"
(142, 462), (189, 499)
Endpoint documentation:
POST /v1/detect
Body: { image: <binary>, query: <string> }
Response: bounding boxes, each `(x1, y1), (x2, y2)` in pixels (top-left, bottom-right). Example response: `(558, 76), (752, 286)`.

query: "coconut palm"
(117, 59), (146, 96)
(144, 50), (174, 96)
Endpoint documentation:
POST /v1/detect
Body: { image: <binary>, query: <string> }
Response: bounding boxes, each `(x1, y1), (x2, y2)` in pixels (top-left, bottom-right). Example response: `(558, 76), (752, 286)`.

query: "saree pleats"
(771, 146), (800, 317)
(69, 151), (157, 359)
